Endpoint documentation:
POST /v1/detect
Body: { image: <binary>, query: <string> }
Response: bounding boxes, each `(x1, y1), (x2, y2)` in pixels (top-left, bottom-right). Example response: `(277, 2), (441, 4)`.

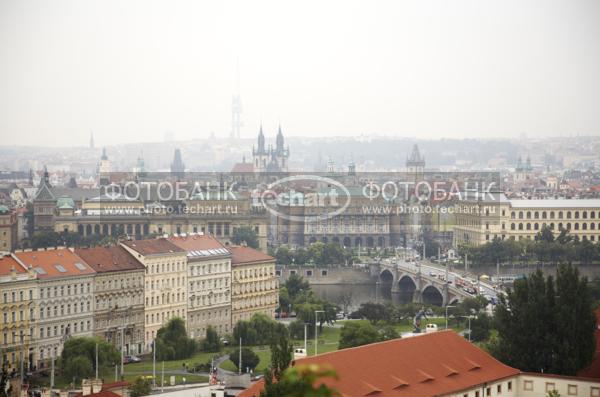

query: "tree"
(155, 318), (198, 360)
(64, 356), (93, 383)
(232, 226), (260, 249)
(129, 377), (152, 397)
(275, 246), (293, 266)
(201, 326), (222, 352)
(260, 364), (340, 397)
(469, 313), (491, 342)
(353, 302), (391, 324)
(537, 225), (555, 243)
(233, 313), (289, 346)
(61, 337), (120, 379)
(269, 334), (293, 380)
(285, 274), (310, 302)
(494, 265), (595, 375)
(230, 347), (260, 372)
(336, 290), (353, 315)
(338, 322), (381, 349)
(0, 360), (13, 397)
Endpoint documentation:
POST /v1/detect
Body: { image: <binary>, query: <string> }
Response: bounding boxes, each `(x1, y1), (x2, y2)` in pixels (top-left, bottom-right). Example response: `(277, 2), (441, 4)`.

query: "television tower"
(231, 61), (242, 139)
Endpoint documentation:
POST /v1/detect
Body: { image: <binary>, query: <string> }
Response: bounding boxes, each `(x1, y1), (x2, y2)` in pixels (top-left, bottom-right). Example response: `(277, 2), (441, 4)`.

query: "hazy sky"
(1, 0), (599, 147)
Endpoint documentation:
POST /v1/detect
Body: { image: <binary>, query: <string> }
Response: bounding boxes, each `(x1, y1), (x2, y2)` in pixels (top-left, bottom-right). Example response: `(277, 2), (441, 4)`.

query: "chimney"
(82, 379), (92, 396)
(10, 265), (16, 280)
(91, 379), (103, 394)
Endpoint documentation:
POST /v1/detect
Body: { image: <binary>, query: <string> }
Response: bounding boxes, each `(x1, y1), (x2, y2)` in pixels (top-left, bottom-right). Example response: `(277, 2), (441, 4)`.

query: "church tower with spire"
(98, 147), (111, 186)
(406, 144), (425, 182)
(252, 126), (269, 173)
(170, 148), (186, 179)
(251, 125), (290, 173)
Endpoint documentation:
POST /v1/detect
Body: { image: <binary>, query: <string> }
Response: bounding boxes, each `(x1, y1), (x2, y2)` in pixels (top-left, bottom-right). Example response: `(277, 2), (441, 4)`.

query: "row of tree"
(459, 227), (600, 266)
(270, 243), (356, 267)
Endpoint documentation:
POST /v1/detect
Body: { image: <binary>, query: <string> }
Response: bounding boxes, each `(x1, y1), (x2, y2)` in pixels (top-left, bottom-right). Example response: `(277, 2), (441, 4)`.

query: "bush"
(129, 377), (152, 397)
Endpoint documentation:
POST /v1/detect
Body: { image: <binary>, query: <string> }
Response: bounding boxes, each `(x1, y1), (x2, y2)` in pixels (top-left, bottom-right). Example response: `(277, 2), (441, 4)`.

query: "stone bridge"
(376, 260), (472, 306)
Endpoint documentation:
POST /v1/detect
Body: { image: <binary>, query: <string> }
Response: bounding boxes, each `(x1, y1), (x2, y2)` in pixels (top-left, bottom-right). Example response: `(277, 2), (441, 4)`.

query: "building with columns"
(453, 193), (600, 247)
(230, 246), (278, 324)
(120, 239), (187, 352)
(75, 246), (146, 355)
(167, 233), (232, 337)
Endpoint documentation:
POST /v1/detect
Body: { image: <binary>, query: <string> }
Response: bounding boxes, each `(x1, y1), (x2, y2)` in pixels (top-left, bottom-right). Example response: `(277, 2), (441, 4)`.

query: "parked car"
(124, 355), (141, 364)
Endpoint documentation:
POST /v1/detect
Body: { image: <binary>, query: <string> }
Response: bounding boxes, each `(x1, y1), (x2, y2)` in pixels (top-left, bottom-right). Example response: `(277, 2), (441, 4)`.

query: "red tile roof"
(231, 162), (254, 173)
(238, 331), (520, 397)
(121, 238), (185, 256)
(167, 234), (228, 253)
(229, 246), (274, 266)
(13, 248), (95, 279)
(0, 254), (27, 275)
(75, 246), (145, 273)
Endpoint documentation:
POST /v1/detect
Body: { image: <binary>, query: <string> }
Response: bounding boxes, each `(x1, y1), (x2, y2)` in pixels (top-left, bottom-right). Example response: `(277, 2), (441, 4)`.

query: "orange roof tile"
(75, 246), (145, 273)
(167, 234), (228, 254)
(121, 238), (185, 256)
(229, 245), (274, 266)
(0, 254), (27, 276)
(238, 331), (520, 397)
(13, 248), (95, 279)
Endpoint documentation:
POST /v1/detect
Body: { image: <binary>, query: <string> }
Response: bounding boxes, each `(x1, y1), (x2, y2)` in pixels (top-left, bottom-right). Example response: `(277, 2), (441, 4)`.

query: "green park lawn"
(32, 319), (463, 389)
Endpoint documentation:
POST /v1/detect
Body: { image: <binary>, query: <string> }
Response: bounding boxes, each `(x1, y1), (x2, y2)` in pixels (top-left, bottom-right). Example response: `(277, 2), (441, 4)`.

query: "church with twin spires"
(250, 125), (290, 173)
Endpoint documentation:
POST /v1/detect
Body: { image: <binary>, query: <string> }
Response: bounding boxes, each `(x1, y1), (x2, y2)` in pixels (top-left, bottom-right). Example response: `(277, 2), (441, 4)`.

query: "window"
(523, 380), (533, 391)
(591, 386), (600, 397)
(507, 381), (512, 391)
(497, 384), (501, 394)
(486, 387), (491, 396)
(567, 384), (577, 396)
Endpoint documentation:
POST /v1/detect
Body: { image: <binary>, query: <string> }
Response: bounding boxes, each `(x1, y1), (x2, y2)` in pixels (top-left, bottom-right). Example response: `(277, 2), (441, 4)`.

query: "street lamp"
(463, 314), (476, 342)
(445, 305), (456, 330)
(314, 310), (325, 356)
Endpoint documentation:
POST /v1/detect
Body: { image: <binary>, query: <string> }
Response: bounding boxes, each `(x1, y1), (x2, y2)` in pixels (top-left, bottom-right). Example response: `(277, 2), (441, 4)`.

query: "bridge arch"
(378, 269), (394, 300)
(397, 275), (417, 304)
(422, 285), (444, 306)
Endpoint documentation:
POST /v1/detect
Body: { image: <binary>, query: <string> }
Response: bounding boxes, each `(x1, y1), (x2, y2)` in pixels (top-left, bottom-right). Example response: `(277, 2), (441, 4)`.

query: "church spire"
(257, 125), (266, 154)
(276, 124), (284, 154)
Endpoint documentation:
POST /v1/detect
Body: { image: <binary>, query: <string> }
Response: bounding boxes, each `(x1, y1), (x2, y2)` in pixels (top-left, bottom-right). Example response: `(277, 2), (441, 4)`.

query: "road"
(391, 249), (502, 302)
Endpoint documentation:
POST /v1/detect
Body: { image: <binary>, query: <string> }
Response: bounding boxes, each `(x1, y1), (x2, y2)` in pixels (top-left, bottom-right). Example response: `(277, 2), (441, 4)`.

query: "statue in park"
(413, 307), (428, 333)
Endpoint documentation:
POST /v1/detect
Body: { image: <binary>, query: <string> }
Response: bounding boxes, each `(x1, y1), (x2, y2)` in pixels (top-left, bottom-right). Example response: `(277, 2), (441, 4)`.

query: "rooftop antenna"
(231, 59), (242, 139)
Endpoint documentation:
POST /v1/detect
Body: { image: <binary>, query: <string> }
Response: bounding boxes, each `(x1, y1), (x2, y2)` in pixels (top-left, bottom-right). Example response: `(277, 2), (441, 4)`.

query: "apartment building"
(168, 233), (232, 337)
(120, 239), (187, 351)
(230, 246), (278, 324)
(13, 248), (96, 368)
(0, 254), (37, 371)
(75, 246), (146, 355)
